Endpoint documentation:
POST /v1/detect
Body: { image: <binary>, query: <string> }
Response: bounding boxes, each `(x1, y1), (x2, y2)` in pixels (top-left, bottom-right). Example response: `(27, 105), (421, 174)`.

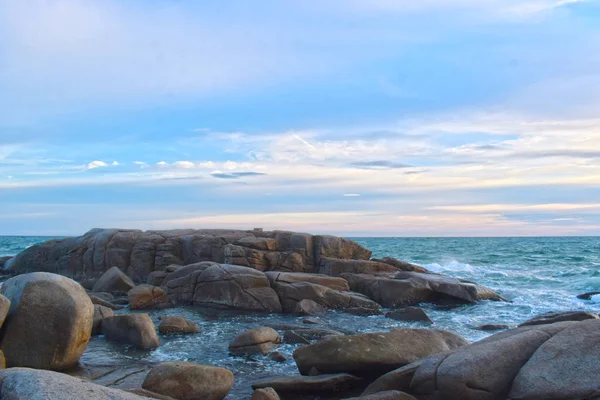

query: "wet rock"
(345, 307), (384, 316)
(319, 258), (399, 277)
(294, 299), (327, 316)
(251, 387), (280, 400)
(142, 361), (234, 400)
(167, 264), (282, 313)
(93, 266), (135, 294)
(229, 327), (282, 355)
(102, 314), (160, 350)
(0, 256), (12, 270)
(518, 310), (599, 326)
(252, 373), (364, 395)
(80, 278), (98, 290)
(89, 294), (124, 310)
(269, 351), (288, 363)
(475, 324), (510, 331)
(284, 328), (345, 344)
(128, 284), (170, 310)
(302, 317), (323, 325)
(371, 257), (430, 274)
(266, 271), (350, 291)
(344, 272), (505, 308)
(365, 320), (600, 400)
(0, 368), (155, 399)
(344, 391), (417, 400)
(158, 316), (201, 335)
(0, 272), (94, 370)
(272, 281), (381, 313)
(92, 304), (115, 335)
(577, 291), (600, 300)
(0, 294), (10, 329)
(385, 307), (432, 324)
(293, 329), (468, 378)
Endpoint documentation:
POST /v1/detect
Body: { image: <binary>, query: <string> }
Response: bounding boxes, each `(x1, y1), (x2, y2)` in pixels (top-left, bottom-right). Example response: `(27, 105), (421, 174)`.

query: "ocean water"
(2, 235), (600, 398)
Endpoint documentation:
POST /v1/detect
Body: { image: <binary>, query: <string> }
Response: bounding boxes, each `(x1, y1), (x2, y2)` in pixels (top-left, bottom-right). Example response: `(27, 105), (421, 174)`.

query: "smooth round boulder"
(92, 267), (135, 295)
(128, 284), (170, 310)
(0, 272), (94, 370)
(102, 314), (160, 350)
(229, 327), (281, 355)
(158, 316), (201, 335)
(251, 387), (280, 400)
(142, 361), (234, 400)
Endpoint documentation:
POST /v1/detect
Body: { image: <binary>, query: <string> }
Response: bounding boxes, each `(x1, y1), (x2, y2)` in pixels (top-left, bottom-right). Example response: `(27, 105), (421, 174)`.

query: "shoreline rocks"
(102, 314), (160, 350)
(229, 327), (282, 355)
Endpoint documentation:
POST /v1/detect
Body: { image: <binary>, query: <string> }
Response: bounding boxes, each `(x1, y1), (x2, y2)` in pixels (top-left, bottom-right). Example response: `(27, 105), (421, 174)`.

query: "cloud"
(86, 160), (108, 169)
(343, 193), (361, 197)
(350, 160), (414, 169)
(210, 171), (266, 180)
(172, 161), (195, 169)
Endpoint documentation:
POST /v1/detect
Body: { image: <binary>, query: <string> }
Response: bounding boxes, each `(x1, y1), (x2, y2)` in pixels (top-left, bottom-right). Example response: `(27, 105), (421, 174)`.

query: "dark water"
(3, 236), (600, 398)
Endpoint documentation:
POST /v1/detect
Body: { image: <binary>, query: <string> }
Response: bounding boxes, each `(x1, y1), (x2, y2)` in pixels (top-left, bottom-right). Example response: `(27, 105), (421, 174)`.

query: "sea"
(2, 235), (600, 398)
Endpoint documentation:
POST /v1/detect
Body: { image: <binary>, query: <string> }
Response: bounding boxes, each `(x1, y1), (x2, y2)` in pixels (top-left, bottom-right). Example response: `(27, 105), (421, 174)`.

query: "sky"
(2, 0), (600, 236)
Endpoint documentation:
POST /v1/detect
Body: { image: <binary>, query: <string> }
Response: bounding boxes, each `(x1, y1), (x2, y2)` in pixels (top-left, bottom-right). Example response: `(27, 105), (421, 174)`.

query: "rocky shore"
(0, 228), (596, 399)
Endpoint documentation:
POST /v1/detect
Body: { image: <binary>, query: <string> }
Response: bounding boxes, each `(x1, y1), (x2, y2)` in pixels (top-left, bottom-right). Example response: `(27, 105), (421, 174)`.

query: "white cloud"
(343, 193), (361, 197)
(86, 160), (108, 169)
(134, 161), (149, 169)
(172, 161), (195, 169)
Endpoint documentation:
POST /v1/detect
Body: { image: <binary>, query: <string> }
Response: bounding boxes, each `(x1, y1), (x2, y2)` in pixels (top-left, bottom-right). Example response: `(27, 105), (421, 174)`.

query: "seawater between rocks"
(3, 235), (600, 398)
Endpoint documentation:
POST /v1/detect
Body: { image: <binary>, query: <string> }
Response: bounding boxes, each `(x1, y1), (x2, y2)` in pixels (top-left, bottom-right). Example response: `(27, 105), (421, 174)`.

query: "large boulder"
(518, 310), (599, 326)
(293, 329), (467, 378)
(252, 373), (364, 395)
(386, 307), (432, 324)
(142, 362), (234, 400)
(102, 314), (160, 350)
(363, 320), (600, 400)
(272, 281), (381, 313)
(92, 304), (115, 335)
(0, 272), (94, 370)
(166, 264), (282, 312)
(128, 285), (170, 310)
(158, 316), (201, 335)
(93, 266), (135, 294)
(229, 327), (281, 355)
(343, 272), (505, 308)
(265, 271), (350, 291)
(0, 368), (156, 399)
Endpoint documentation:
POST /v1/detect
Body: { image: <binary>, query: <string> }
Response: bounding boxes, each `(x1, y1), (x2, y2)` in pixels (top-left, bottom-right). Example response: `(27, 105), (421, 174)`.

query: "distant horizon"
(2, 1), (600, 236)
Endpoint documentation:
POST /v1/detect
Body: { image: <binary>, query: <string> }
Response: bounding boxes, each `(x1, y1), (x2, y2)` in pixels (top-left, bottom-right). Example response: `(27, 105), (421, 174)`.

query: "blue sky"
(2, 0), (600, 236)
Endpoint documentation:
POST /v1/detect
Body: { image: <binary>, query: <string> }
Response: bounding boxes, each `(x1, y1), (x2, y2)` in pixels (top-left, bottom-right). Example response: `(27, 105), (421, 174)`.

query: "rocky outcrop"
(142, 362), (234, 400)
(271, 281), (381, 313)
(386, 307), (432, 324)
(158, 316), (201, 335)
(102, 314), (160, 350)
(294, 299), (327, 316)
(518, 310), (599, 326)
(128, 285), (170, 310)
(5, 229), (370, 282)
(265, 271), (350, 291)
(343, 272), (505, 308)
(229, 327), (281, 355)
(252, 374), (364, 395)
(364, 320), (600, 400)
(371, 258), (430, 274)
(293, 329), (468, 378)
(0, 272), (94, 371)
(0, 368), (156, 399)
(166, 264), (282, 312)
(319, 258), (399, 277)
(93, 267), (135, 294)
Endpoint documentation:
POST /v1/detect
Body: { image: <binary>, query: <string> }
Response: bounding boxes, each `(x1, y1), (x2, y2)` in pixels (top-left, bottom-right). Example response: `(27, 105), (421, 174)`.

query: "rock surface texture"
(0, 272), (94, 370)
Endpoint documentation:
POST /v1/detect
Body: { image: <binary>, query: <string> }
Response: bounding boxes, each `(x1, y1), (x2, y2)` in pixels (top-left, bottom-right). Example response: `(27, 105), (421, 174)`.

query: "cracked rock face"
(364, 319), (600, 400)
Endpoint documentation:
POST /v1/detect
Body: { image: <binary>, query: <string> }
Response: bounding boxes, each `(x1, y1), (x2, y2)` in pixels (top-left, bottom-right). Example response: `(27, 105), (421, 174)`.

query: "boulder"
(161, 262), (215, 286)
(269, 351), (288, 363)
(475, 324), (510, 331)
(252, 373), (364, 395)
(372, 257), (430, 274)
(102, 314), (160, 350)
(251, 387), (280, 400)
(265, 271), (350, 291)
(0, 294), (10, 329)
(229, 327), (281, 355)
(158, 316), (201, 335)
(345, 307), (384, 316)
(128, 285), (170, 310)
(343, 272), (505, 308)
(283, 328), (344, 344)
(518, 310), (599, 326)
(293, 329), (468, 378)
(0, 368), (157, 400)
(344, 391), (417, 400)
(93, 266), (135, 294)
(363, 320), (600, 400)
(577, 291), (600, 300)
(92, 304), (115, 335)
(166, 264), (282, 312)
(0, 272), (94, 370)
(272, 281), (381, 313)
(319, 258), (399, 277)
(146, 271), (168, 286)
(385, 307), (432, 324)
(89, 294), (124, 310)
(294, 299), (327, 316)
(80, 278), (98, 290)
(0, 256), (12, 270)
(142, 362), (234, 400)
(314, 235), (372, 263)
